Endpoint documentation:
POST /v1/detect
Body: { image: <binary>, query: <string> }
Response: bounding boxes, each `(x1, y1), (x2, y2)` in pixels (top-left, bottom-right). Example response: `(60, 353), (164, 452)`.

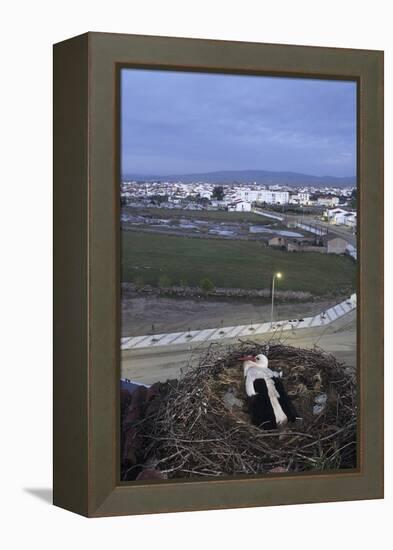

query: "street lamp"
(271, 272), (282, 326)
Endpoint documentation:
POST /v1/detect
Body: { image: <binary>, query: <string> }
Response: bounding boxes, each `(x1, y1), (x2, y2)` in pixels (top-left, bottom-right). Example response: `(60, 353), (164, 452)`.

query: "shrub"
(200, 278), (214, 293)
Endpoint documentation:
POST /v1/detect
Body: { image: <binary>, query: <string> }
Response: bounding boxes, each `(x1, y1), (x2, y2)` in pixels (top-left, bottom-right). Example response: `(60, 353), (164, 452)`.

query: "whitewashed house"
(210, 199), (231, 209)
(326, 208), (348, 224)
(326, 208), (357, 226)
(344, 212), (357, 227)
(317, 196), (339, 207)
(227, 199), (252, 212)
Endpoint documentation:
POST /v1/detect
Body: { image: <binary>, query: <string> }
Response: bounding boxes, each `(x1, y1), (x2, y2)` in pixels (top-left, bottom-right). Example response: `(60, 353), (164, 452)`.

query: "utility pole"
(271, 272), (282, 326)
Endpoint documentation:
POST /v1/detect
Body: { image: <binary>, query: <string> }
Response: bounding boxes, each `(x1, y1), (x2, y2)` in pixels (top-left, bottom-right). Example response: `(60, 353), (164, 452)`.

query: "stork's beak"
(239, 355), (256, 362)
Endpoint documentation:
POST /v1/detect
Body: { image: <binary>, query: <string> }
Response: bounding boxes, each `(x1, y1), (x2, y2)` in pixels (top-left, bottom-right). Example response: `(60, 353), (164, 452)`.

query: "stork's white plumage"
(239, 353), (296, 429)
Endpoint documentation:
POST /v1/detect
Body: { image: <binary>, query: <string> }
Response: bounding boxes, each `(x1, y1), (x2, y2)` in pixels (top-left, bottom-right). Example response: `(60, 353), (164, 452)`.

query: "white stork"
(239, 353), (297, 429)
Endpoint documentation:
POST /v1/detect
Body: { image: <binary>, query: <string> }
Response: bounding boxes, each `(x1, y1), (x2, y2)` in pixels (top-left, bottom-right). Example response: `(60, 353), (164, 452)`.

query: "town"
(120, 179), (357, 258)
(121, 179), (356, 224)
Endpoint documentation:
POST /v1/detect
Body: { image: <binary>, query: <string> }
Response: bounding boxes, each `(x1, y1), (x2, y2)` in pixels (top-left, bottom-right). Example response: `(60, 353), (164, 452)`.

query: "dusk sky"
(121, 69), (357, 178)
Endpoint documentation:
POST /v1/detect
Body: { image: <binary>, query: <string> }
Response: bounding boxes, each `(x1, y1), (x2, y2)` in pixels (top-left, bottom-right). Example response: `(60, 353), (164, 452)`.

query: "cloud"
(121, 69), (356, 177)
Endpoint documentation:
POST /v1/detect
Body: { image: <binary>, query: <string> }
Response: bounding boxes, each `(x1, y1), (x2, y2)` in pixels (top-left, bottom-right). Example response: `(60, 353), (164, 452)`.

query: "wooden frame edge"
(53, 32), (384, 517)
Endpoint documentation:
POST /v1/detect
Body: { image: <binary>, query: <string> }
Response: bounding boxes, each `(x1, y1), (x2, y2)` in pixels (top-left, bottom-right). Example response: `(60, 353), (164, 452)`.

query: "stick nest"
(121, 343), (357, 481)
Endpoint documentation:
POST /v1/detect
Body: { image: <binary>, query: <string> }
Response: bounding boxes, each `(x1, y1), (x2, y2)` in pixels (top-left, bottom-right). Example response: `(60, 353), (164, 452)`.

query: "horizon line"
(121, 168), (356, 180)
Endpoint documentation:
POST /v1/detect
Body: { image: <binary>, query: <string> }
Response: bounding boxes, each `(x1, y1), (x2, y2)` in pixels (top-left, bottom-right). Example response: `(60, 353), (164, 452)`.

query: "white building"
(227, 200), (252, 212)
(210, 199), (231, 209)
(289, 191), (311, 205)
(326, 208), (356, 227)
(343, 212), (357, 227)
(238, 189), (289, 204)
(317, 196), (339, 207)
(326, 208), (348, 224)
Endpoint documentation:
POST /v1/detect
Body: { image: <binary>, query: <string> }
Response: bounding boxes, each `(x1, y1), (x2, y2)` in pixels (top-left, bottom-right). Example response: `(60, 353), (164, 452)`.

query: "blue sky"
(121, 69), (357, 178)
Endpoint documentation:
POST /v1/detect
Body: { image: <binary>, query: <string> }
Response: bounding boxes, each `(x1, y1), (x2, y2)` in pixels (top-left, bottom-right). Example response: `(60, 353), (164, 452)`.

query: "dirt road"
(121, 295), (345, 337)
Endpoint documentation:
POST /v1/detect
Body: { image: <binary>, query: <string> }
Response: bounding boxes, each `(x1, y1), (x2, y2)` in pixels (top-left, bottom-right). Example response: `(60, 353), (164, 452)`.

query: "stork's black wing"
(273, 378), (297, 422)
(250, 378), (277, 429)
(253, 378), (267, 394)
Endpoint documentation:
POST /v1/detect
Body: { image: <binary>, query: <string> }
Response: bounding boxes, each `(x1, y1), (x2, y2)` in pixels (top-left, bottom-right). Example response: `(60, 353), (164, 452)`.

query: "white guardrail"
(252, 209), (284, 221)
(121, 294), (357, 351)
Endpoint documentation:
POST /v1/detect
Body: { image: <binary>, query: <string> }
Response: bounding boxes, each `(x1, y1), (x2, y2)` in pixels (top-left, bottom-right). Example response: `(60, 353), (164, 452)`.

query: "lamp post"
(271, 272), (282, 327)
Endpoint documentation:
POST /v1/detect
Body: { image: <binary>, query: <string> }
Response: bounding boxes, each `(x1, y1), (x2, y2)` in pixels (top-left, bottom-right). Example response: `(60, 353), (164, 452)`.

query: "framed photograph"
(53, 32), (383, 517)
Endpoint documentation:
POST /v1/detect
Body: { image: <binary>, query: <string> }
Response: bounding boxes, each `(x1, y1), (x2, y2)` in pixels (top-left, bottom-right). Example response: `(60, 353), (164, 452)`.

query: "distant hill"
(123, 169), (356, 187)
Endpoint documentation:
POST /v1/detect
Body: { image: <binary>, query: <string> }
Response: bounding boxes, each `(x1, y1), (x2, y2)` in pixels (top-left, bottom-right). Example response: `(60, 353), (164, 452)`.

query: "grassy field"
(122, 206), (272, 224)
(122, 231), (356, 296)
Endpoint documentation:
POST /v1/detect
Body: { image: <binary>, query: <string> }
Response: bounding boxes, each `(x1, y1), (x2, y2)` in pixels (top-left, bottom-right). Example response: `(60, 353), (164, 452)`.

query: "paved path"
(121, 299), (356, 384)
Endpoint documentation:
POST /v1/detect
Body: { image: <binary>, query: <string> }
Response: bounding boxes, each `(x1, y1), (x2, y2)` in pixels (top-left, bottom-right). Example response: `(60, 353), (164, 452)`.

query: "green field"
(122, 232), (356, 296)
(123, 206), (272, 224)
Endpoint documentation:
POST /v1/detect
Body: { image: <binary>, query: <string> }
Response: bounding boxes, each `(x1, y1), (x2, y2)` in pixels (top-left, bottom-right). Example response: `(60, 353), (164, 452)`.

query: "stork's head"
(239, 353), (269, 374)
(254, 353), (269, 369)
